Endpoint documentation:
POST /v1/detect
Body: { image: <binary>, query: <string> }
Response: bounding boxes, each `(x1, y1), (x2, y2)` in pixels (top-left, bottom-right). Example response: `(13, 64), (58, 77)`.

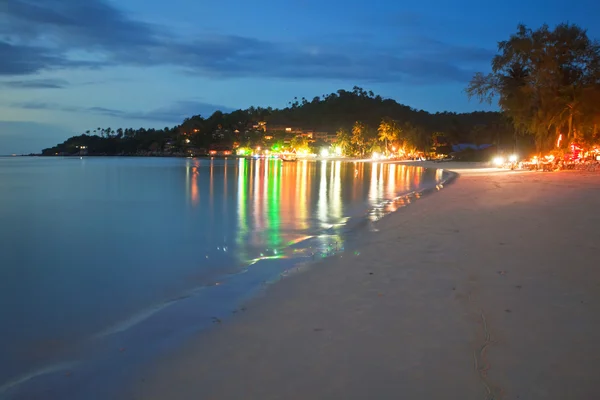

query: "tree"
(377, 118), (400, 155)
(42, 88), (518, 157)
(466, 23), (600, 153)
(290, 136), (309, 153)
(351, 121), (368, 157)
(469, 125), (488, 148)
(335, 128), (352, 155)
(402, 122), (428, 154)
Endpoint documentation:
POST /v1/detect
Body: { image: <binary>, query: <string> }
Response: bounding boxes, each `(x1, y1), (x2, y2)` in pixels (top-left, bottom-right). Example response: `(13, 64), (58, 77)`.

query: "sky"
(1, 0), (599, 154)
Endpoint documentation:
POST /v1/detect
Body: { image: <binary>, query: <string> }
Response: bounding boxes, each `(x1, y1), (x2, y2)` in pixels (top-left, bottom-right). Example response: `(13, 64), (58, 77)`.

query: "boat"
(280, 152), (298, 162)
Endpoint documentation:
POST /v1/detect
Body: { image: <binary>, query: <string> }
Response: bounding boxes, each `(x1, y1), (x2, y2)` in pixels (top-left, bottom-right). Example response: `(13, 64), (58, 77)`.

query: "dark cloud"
(0, 78), (69, 89)
(0, 0), (492, 84)
(0, 42), (66, 75)
(2, 0), (160, 49)
(0, 41), (107, 75)
(12, 100), (234, 123)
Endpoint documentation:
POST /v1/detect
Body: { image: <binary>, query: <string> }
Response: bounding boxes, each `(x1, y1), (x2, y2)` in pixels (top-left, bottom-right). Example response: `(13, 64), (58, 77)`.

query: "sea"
(0, 156), (452, 399)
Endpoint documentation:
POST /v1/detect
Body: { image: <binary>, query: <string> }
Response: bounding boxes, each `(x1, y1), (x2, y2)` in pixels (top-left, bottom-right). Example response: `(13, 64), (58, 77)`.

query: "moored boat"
(280, 152), (297, 162)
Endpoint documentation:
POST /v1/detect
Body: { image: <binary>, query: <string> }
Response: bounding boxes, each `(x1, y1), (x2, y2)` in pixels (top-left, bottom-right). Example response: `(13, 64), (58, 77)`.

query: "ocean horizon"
(0, 156), (451, 399)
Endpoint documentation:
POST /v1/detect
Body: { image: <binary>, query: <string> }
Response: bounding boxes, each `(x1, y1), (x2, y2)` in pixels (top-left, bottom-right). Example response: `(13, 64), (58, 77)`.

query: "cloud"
(0, 0), (493, 84)
(0, 78), (69, 89)
(12, 100), (234, 123)
(1, 0), (161, 49)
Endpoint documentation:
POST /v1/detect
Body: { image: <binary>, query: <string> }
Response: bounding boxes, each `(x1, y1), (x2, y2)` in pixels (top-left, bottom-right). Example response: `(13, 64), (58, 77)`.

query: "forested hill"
(263, 87), (502, 134)
(42, 87), (517, 156)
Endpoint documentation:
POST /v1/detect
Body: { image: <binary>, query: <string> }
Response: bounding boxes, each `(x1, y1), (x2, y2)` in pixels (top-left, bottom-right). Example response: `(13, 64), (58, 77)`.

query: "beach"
(128, 165), (600, 400)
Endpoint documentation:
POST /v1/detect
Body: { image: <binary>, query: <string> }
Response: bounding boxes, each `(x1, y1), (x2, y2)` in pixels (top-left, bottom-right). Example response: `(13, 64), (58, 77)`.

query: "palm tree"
(351, 121), (367, 157)
(335, 128), (351, 155)
(378, 118), (400, 156)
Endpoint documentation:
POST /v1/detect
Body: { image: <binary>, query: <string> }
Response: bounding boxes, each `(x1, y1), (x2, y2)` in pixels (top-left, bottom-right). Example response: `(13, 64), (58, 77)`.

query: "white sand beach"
(128, 166), (600, 400)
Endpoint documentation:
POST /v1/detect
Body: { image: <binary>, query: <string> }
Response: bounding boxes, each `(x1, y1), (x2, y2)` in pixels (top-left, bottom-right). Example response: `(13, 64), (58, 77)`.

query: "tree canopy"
(466, 23), (600, 153)
(42, 87), (518, 157)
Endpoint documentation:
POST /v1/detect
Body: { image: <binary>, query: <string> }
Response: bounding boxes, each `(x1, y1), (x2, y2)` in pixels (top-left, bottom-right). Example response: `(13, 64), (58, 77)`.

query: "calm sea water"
(0, 156), (448, 398)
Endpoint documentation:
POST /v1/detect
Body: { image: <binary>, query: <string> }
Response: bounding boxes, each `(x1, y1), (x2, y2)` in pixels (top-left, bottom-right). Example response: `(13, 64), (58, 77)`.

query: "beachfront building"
(251, 121), (267, 132)
(208, 144), (233, 156)
(313, 131), (336, 143)
(265, 124), (304, 135)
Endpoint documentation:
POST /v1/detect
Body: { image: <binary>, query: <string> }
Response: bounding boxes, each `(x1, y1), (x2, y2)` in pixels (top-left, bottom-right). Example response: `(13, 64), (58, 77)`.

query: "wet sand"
(128, 167), (600, 400)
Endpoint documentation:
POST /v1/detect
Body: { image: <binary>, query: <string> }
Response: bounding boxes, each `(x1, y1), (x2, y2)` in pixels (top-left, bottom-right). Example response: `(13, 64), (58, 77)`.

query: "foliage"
(466, 23), (600, 152)
(335, 128), (352, 154)
(42, 87), (517, 156)
(377, 118), (401, 155)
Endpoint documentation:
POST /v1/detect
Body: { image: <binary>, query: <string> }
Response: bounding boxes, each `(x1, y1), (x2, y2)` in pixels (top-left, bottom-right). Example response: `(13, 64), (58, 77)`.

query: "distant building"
(251, 121), (267, 132)
(187, 147), (206, 156)
(75, 145), (88, 156)
(313, 131), (336, 143)
(164, 141), (176, 152)
(298, 131), (314, 139)
(208, 144), (233, 156)
(266, 124), (303, 134)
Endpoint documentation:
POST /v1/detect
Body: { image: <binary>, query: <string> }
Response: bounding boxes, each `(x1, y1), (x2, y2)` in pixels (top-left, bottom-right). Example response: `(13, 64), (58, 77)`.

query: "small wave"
(94, 294), (191, 338)
(0, 362), (78, 394)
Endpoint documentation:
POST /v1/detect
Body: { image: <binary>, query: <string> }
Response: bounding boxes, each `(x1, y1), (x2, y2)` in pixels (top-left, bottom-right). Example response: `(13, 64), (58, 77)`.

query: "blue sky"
(1, 0), (599, 153)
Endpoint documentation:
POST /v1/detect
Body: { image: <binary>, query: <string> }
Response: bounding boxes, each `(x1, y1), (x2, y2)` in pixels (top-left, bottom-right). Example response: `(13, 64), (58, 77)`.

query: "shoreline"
(1, 159), (451, 399)
(128, 168), (600, 400)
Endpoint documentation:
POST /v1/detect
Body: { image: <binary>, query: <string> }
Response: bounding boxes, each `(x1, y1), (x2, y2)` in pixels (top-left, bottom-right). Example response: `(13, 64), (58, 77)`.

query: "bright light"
(256, 146), (261, 151)
(508, 154), (517, 162)
(320, 148), (329, 157)
(392, 146), (397, 152)
(372, 152), (381, 160)
(333, 146), (342, 156)
(493, 156), (504, 166)
(236, 148), (247, 156)
(185, 139), (190, 144)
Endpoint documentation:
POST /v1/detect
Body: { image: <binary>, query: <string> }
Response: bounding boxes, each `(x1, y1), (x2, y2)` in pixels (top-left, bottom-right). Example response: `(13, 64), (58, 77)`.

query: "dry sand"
(128, 167), (600, 400)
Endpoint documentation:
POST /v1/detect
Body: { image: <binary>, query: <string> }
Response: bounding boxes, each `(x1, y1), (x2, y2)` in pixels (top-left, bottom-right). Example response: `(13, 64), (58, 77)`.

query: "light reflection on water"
(0, 156), (448, 390)
(182, 158), (448, 263)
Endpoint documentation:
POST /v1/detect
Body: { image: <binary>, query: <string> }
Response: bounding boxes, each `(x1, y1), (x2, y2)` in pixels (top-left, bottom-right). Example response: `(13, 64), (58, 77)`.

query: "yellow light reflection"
(298, 160), (308, 228)
(230, 159), (433, 265)
(369, 162), (378, 204)
(331, 161), (342, 219)
(318, 160), (328, 227)
(387, 163), (396, 198)
(238, 158), (248, 234)
(191, 167), (199, 206)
